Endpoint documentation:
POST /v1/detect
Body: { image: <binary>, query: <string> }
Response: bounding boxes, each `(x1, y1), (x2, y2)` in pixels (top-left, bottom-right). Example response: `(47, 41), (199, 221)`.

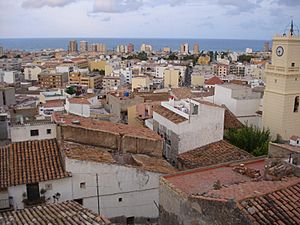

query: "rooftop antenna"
(290, 19), (294, 36)
(283, 18), (299, 37)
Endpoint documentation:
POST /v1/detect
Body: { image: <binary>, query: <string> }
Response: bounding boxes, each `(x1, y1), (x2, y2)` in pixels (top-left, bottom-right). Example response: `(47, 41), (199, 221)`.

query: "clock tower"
(263, 21), (300, 140)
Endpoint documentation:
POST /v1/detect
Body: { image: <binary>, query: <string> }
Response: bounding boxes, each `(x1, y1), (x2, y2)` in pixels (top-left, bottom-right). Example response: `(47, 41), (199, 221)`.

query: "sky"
(0, 0), (300, 39)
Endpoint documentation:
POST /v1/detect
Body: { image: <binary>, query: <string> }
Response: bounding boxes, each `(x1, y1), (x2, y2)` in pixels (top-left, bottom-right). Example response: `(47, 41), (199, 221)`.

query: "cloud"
(92, 0), (143, 13)
(101, 16), (111, 21)
(216, 0), (262, 14)
(274, 0), (300, 7)
(21, 0), (78, 8)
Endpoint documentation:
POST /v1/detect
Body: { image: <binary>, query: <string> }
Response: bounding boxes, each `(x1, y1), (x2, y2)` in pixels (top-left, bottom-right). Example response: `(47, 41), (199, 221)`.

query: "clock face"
(276, 46), (284, 57)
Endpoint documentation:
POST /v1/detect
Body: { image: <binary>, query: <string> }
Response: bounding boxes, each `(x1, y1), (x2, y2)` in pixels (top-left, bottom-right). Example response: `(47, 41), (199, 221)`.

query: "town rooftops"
(290, 135), (300, 141)
(68, 97), (91, 105)
(0, 201), (113, 225)
(270, 142), (300, 154)
(41, 99), (65, 108)
(0, 139), (70, 188)
(153, 105), (187, 124)
(177, 140), (253, 169)
(163, 158), (267, 196)
(63, 142), (177, 174)
(205, 76), (224, 85)
(218, 83), (251, 90)
(163, 158), (300, 207)
(239, 182), (300, 225)
(223, 105), (244, 130)
(171, 87), (214, 100)
(52, 112), (162, 140)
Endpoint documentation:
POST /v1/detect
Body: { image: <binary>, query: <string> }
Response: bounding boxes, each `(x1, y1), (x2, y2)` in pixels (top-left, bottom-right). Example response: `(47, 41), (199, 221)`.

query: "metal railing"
(0, 198), (13, 211)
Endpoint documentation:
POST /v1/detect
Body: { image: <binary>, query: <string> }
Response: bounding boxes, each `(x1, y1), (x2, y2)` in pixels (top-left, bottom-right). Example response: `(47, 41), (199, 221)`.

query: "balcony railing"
(23, 196), (46, 208)
(0, 198), (13, 212)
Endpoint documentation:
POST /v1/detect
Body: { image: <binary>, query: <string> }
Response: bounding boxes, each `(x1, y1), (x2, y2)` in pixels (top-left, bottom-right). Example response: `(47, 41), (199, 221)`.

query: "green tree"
(238, 54), (252, 63)
(224, 126), (270, 156)
(137, 52), (148, 61)
(65, 86), (76, 95)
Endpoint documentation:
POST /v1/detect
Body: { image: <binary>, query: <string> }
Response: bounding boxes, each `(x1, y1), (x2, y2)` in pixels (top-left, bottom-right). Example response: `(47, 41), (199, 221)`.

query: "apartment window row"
(30, 129), (52, 137)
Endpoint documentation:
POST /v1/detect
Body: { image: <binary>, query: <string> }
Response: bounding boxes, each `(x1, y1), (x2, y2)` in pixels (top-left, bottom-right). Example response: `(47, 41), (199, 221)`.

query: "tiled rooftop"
(171, 88), (214, 99)
(0, 201), (113, 225)
(203, 177), (300, 201)
(64, 142), (177, 174)
(270, 142), (300, 154)
(42, 99), (65, 108)
(68, 97), (91, 105)
(164, 158), (266, 195)
(178, 140), (253, 169)
(239, 182), (300, 225)
(153, 105), (187, 124)
(0, 139), (70, 188)
(205, 76), (224, 85)
(53, 112), (162, 140)
(223, 105), (244, 130)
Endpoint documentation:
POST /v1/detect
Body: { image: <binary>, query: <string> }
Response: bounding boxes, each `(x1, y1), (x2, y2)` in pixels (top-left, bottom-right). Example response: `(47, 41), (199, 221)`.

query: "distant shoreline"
(0, 38), (270, 52)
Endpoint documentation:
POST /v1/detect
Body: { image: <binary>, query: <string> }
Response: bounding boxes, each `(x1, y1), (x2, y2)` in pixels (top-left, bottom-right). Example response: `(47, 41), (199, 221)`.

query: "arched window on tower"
(294, 96), (299, 112)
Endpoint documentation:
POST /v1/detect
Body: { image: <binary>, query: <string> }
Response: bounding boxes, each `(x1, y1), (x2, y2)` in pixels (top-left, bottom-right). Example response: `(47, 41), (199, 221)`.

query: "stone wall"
(59, 125), (162, 156)
(159, 178), (252, 225)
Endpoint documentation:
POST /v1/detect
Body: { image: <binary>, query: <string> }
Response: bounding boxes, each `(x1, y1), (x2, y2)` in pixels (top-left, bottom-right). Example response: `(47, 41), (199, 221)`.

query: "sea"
(0, 38), (270, 52)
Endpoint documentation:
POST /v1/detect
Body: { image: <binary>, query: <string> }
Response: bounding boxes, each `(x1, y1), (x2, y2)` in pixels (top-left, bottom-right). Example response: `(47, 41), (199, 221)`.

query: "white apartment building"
(10, 120), (57, 142)
(213, 84), (262, 128)
(153, 98), (224, 164)
(119, 68), (133, 84)
(24, 65), (42, 81)
(64, 144), (175, 222)
(0, 71), (21, 84)
(65, 95), (98, 118)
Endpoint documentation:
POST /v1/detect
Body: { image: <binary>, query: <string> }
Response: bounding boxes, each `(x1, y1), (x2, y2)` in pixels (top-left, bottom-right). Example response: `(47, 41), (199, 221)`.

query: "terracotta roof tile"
(178, 140), (253, 169)
(153, 105), (187, 124)
(0, 139), (70, 188)
(0, 201), (113, 224)
(68, 98), (91, 105)
(223, 105), (244, 130)
(64, 142), (176, 174)
(290, 135), (300, 141)
(52, 112), (162, 140)
(239, 181), (300, 225)
(42, 99), (65, 108)
(205, 76), (224, 85)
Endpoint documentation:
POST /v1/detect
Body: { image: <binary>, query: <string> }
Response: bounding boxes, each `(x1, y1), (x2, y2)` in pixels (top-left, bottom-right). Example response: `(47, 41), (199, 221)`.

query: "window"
(291, 63), (295, 67)
(80, 182), (86, 189)
(274, 79), (277, 83)
(294, 96), (299, 113)
(45, 183), (52, 190)
(30, 129), (39, 136)
(118, 198), (122, 202)
(46, 129), (52, 134)
(126, 217), (134, 225)
(74, 198), (83, 205)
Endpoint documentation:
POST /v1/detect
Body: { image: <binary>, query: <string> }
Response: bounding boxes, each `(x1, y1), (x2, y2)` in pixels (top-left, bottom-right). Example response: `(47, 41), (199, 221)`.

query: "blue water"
(0, 38), (269, 52)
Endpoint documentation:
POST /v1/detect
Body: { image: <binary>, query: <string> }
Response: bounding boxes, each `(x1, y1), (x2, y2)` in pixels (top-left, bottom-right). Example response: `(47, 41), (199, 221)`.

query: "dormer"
(290, 135), (300, 147)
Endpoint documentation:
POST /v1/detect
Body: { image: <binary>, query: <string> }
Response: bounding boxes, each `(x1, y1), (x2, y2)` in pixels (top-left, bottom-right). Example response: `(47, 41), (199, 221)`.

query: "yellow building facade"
(263, 26), (300, 140)
(88, 60), (106, 72)
(191, 75), (205, 87)
(163, 69), (180, 88)
(131, 76), (151, 91)
(198, 56), (210, 65)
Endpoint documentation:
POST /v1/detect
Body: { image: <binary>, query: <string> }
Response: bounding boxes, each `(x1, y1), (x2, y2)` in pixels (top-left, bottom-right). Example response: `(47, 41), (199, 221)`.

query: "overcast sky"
(0, 0), (299, 39)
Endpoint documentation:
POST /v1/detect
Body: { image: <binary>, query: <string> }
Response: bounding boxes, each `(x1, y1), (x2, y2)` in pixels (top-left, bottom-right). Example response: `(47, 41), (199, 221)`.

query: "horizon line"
(0, 37), (270, 41)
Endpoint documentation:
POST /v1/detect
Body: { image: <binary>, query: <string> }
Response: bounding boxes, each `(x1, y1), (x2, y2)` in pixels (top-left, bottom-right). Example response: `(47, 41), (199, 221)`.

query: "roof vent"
(72, 120), (80, 125)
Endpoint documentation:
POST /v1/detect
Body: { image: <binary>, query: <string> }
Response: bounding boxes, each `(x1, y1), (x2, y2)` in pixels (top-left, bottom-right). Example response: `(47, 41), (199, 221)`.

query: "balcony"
(0, 198), (14, 212)
(23, 196), (46, 208)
